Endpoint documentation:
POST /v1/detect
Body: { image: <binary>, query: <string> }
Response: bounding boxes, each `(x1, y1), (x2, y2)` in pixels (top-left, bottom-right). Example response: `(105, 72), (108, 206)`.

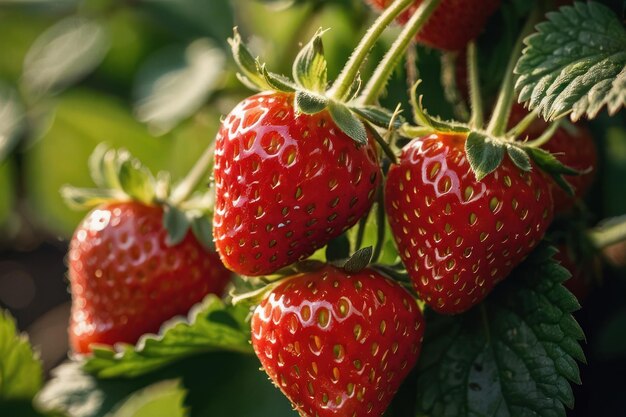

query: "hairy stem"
(524, 120), (560, 147)
(506, 107), (540, 138)
(170, 141), (216, 206)
(360, 0), (442, 105)
(467, 42), (484, 129)
(328, 0), (413, 101)
(486, 7), (541, 136)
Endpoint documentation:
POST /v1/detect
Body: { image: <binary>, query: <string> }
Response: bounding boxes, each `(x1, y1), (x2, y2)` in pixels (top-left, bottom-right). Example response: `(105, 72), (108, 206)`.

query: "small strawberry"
(213, 91), (380, 276)
(508, 104), (598, 214)
(385, 132), (554, 314)
(212, 30), (393, 277)
(366, 0), (501, 50)
(63, 146), (231, 353)
(251, 264), (424, 417)
(69, 202), (231, 353)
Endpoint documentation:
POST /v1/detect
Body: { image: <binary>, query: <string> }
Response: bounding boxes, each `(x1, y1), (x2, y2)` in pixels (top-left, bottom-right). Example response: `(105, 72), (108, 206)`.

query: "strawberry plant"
(0, 1), (625, 417)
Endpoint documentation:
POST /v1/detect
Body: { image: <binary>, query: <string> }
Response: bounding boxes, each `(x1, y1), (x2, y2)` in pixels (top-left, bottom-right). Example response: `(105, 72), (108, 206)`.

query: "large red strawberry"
(251, 264), (424, 417)
(385, 132), (554, 314)
(213, 91), (380, 276)
(69, 202), (231, 353)
(366, 0), (501, 50)
(508, 104), (597, 214)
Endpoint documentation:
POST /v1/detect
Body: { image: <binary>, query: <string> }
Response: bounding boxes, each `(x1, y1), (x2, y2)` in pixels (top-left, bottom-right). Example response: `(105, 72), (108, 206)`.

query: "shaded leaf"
(465, 132), (505, 181)
(515, 2), (626, 121)
(526, 147), (578, 195)
(416, 244), (585, 417)
(189, 215), (214, 250)
(22, 17), (109, 96)
(117, 152), (156, 205)
(506, 144), (532, 171)
(328, 101), (367, 145)
(228, 29), (269, 91)
(294, 90), (327, 114)
(350, 105), (404, 129)
(343, 247), (373, 273)
(107, 380), (187, 417)
(134, 39), (226, 134)
(163, 205), (191, 246)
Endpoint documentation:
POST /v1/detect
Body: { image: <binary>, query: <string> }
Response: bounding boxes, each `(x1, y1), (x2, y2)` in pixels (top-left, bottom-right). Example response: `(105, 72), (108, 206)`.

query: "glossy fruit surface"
(213, 91), (380, 276)
(385, 133), (554, 314)
(508, 104), (598, 214)
(251, 264), (424, 417)
(366, 0), (501, 50)
(69, 201), (231, 353)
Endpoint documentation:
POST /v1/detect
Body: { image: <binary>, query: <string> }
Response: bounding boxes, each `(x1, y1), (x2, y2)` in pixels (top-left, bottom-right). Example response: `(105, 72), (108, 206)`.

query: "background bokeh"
(0, 0), (625, 416)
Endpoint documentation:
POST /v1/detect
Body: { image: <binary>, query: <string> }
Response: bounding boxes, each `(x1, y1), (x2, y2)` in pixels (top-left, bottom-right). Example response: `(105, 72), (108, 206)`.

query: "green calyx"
(228, 28), (403, 146)
(61, 144), (215, 250)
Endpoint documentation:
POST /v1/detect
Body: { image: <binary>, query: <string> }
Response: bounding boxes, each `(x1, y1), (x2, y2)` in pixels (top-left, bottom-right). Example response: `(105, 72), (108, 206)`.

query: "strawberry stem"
(486, 7), (541, 136)
(467, 42), (484, 129)
(524, 120), (560, 148)
(506, 107), (540, 138)
(170, 141), (216, 206)
(328, 0), (413, 101)
(365, 122), (399, 164)
(359, 0), (442, 105)
(589, 215), (626, 249)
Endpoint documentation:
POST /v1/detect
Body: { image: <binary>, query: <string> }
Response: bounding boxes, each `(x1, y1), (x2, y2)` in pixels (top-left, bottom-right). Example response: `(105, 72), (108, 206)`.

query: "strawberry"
(251, 264), (424, 417)
(68, 201), (231, 353)
(365, 0), (501, 50)
(385, 132), (554, 314)
(213, 91), (380, 276)
(508, 104), (598, 214)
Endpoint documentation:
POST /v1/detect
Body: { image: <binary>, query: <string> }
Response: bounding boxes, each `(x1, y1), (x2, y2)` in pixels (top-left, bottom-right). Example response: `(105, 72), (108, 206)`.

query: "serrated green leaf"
(515, 2), (626, 121)
(22, 17), (109, 97)
(228, 29), (270, 91)
(506, 144), (532, 171)
(416, 243), (585, 417)
(117, 152), (156, 205)
(465, 132), (505, 181)
(294, 90), (327, 114)
(162, 205), (191, 246)
(0, 309), (43, 400)
(60, 186), (124, 210)
(343, 246), (373, 273)
(350, 105), (404, 129)
(189, 215), (214, 250)
(83, 296), (249, 379)
(292, 28), (327, 93)
(107, 380), (187, 417)
(328, 101), (367, 145)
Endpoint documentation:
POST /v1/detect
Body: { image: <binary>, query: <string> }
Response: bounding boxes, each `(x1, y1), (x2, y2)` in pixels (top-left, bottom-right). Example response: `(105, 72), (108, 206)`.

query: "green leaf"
(343, 246), (373, 273)
(294, 90), (327, 114)
(107, 380), (187, 417)
(410, 81), (471, 134)
(88, 144), (121, 190)
(506, 144), (532, 171)
(515, 2), (626, 121)
(350, 105), (404, 129)
(465, 132), (505, 181)
(0, 309), (43, 400)
(228, 29), (270, 91)
(83, 296), (250, 379)
(22, 17), (109, 96)
(261, 67), (297, 92)
(117, 151), (156, 205)
(0, 83), (24, 162)
(292, 28), (328, 93)
(328, 101), (367, 145)
(416, 244), (585, 417)
(162, 205), (191, 246)
(134, 39), (226, 134)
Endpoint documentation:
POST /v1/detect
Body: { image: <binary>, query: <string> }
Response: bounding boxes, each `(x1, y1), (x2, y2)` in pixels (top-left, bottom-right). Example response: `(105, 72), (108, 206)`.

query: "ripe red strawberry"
(213, 91), (380, 276)
(366, 0), (501, 50)
(251, 264), (424, 417)
(69, 201), (231, 353)
(385, 133), (554, 314)
(508, 104), (598, 214)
